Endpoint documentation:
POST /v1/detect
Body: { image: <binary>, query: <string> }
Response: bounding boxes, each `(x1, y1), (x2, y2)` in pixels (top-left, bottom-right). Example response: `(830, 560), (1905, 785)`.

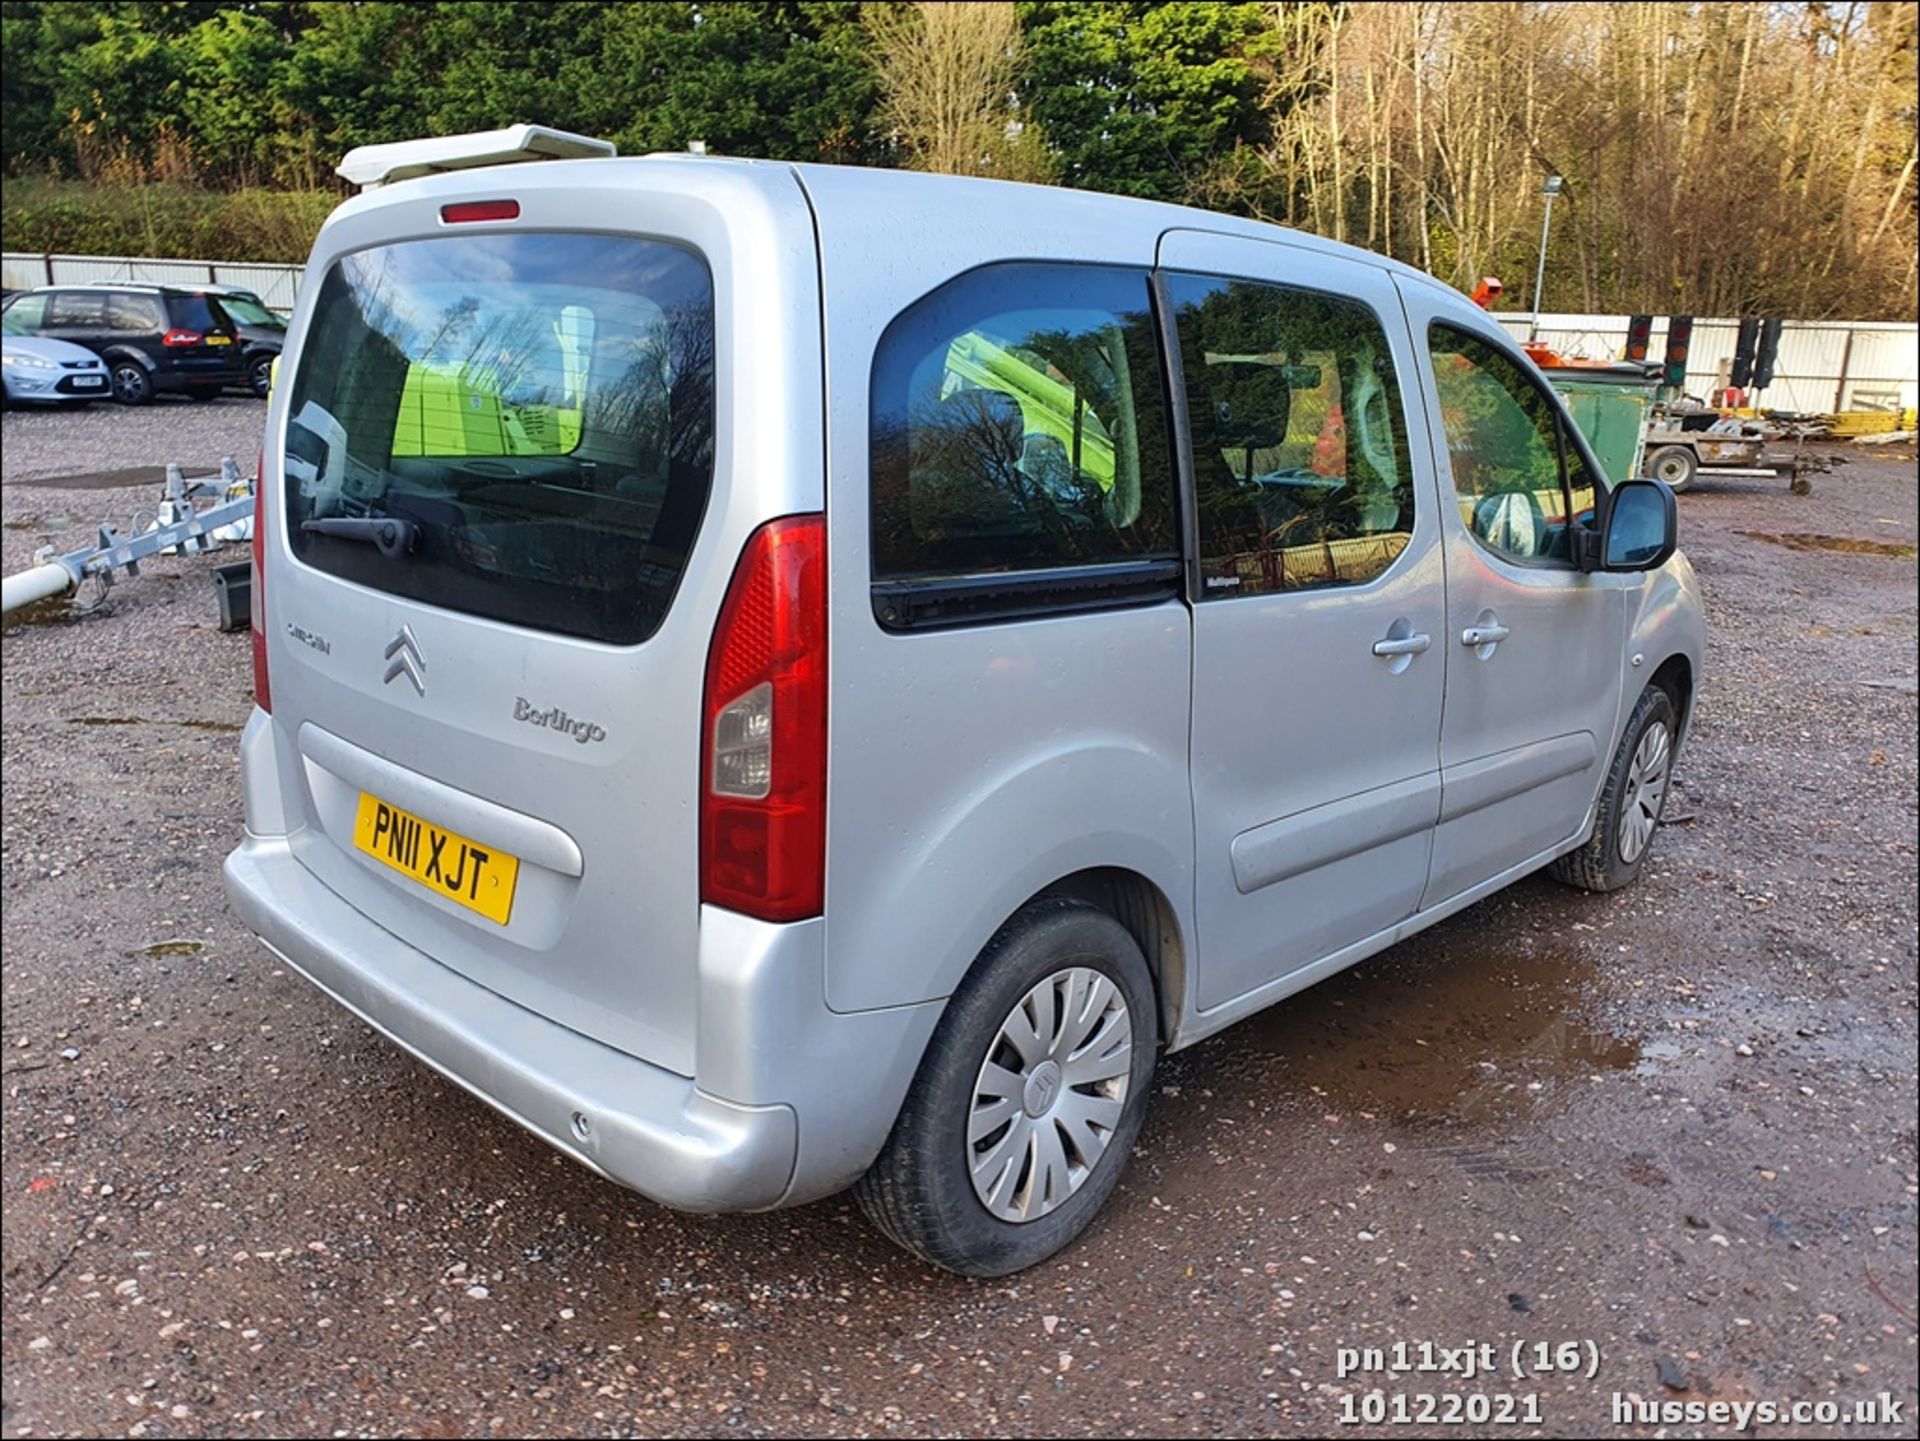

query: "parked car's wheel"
(855, 898), (1156, 1277)
(1550, 684), (1678, 893)
(248, 354), (274, 399)
(1645, 444), (1697, 492)
(110, 362), (154, 406)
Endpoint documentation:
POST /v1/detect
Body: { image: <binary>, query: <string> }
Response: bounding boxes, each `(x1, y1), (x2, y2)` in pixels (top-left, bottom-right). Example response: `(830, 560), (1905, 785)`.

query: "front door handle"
(1461, 623), (1511, 647)
(1372, 633), (1432, 658)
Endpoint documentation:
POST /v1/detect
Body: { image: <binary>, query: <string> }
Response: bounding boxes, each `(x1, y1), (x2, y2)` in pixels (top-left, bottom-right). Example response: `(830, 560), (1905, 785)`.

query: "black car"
(0, 284), (246, 405)
(204, 285), (288, 397)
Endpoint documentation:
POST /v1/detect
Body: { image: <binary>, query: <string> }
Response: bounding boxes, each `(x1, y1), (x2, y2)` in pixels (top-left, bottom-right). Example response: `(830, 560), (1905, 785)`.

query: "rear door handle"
(1371, 633), (1432, 658)
(1461, 624), (1511, 647)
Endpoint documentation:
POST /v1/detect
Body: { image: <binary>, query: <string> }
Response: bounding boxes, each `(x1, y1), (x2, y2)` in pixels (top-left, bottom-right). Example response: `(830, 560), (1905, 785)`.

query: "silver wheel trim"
(1616, 719), (1672, 864)
(968, 966), (1132, 1224)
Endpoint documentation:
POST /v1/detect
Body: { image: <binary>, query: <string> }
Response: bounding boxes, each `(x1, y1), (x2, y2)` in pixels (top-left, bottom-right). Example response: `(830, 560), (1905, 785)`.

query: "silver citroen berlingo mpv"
(224, 126), (1703, 1276)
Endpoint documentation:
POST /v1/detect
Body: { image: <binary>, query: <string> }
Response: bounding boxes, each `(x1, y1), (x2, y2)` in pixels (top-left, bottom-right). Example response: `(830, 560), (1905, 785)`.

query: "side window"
(1167, 272), (1414, 596)
(1427, 325), (1590, 565)
(870, 262), (1176, 588)
(2, 294), (48, 333)
(107, 294), (163, 333)
(46, 292), (105, 329)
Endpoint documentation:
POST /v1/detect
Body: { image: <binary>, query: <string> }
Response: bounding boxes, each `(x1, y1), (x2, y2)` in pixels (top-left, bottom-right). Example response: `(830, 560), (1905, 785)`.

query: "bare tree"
(868, 1), (1053, 183)
(1208, 1), (1918, 319)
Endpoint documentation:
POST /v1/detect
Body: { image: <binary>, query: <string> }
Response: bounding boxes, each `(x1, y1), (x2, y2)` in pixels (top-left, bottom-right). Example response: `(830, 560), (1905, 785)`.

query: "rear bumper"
(222, 832), (799, 1212)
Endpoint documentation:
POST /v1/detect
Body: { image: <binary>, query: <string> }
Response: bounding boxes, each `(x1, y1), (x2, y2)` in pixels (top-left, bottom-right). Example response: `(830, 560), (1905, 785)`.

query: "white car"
(0, 331), (110, 407)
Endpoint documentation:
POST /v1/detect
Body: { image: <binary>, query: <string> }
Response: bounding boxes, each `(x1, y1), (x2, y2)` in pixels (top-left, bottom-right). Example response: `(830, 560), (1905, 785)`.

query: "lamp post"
(1529, 174), (1563, 341)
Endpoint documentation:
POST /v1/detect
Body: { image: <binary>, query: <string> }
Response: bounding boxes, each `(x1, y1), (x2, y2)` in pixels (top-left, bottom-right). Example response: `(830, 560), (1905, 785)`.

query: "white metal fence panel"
(2, 252), (303, 313)
(1495, 313), (1918, 412)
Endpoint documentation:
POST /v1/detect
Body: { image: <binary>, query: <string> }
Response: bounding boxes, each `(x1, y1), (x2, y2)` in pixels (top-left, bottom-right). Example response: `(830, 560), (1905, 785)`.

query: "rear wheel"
(110, 362), (154, 406)
(1550, 685), (1678, 892)
(855, 899), (1156, 1277)
(1645, 444), (1697, 492)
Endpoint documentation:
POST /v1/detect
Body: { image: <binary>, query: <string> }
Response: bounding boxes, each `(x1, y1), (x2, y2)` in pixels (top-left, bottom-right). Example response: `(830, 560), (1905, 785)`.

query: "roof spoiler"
(337, 124), (617, 190)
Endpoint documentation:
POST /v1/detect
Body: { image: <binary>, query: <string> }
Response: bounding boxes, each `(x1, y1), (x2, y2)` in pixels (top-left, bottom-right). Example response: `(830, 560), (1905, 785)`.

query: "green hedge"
(1, 180), (336, 264)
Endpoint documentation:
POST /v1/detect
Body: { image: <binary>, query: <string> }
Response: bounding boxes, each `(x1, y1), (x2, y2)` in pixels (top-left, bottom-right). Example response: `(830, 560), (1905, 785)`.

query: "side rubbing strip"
(1437, 732), (1598, 825)
(1230, 773), (1441, 895)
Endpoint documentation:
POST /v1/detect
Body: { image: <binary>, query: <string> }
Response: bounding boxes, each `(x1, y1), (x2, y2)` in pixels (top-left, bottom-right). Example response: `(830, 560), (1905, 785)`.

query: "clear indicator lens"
(711, 682), (772, 798)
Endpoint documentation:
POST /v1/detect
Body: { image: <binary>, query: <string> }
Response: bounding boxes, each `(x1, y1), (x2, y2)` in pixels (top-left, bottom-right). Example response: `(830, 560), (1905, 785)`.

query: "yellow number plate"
(352, 792), (519, 925)
(205, 334), (232, 345)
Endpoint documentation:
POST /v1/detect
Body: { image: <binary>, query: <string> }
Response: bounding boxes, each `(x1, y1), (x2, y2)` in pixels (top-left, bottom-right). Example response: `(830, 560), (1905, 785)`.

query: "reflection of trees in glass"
(873, 265), (1174, 579)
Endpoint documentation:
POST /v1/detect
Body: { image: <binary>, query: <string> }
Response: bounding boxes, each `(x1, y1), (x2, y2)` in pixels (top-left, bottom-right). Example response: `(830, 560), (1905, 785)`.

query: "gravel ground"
(0, 397), (267, 487)
(2, 403), (1915, 1439)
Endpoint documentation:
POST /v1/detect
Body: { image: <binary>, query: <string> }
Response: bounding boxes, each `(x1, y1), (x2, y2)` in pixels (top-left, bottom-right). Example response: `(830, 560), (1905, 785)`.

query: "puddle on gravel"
(68, 717), (244, 732)
(1177, 927), (1648, 1129)
(1739, 530), (1916, 557)
(16, 466), (174, 492)
(140, 939), (205, 957)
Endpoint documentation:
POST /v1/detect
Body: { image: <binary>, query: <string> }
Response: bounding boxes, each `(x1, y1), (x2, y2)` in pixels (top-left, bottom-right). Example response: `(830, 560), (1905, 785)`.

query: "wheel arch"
(1031, 867), (1188, 1047)
(100, 344), (156, 371)
(1649, 652), (1693, 734)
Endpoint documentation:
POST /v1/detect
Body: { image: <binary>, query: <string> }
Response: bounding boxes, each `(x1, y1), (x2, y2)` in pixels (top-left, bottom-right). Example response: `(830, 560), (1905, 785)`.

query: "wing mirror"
(1599, 477), (1678, 572)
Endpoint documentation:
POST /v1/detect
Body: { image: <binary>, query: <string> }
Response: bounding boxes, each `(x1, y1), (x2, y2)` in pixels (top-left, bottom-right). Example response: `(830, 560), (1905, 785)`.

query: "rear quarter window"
(870, 262), (1177, 585)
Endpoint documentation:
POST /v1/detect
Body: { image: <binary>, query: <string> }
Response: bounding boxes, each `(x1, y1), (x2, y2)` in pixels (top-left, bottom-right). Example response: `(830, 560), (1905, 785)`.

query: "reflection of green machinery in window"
(941, 330), (1117, 495)
(392, 304), (593, 458)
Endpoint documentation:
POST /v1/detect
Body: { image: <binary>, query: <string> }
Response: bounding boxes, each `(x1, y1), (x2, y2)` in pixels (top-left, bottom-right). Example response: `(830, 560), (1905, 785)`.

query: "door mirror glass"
(1603, 478), (1677, 571)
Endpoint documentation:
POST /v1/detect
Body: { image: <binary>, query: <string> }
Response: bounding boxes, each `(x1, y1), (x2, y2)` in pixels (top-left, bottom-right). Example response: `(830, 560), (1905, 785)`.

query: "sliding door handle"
(1372, 633), (1433, 658)
(1461, 623), (1510, 647)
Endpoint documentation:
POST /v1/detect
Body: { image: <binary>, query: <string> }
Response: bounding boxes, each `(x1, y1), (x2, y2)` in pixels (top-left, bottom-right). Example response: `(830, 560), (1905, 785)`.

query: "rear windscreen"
(218, 292), (286, 329)
(283, 232), (715, 646)
(168, 293), (234, 333)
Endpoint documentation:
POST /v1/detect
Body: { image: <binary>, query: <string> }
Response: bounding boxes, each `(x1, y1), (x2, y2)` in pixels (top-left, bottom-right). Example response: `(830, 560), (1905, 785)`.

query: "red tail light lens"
(251, 449), (270, 713)
(441, 200), (520, 224)
(162, 328), (203, 348)
(701, 515), (827, 922)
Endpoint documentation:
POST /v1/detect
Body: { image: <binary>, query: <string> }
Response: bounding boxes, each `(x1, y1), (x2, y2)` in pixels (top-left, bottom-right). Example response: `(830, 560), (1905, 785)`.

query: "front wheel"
(248, 354), (274, 398)
(855, 899), (1157, 1276)
(1550, 685), (1678, 893)
(1645, 444), (1697, 493)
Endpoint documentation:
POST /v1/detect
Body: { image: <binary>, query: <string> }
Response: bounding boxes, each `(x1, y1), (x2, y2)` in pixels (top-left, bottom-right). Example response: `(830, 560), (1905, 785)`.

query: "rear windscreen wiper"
(301, 516), (419, 560)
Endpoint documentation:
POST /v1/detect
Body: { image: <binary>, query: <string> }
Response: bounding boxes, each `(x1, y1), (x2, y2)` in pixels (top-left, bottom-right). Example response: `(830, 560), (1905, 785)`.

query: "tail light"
(700, 515), (827, 922)
(162, 329), (203, 348)
(251, 449), (270, 713)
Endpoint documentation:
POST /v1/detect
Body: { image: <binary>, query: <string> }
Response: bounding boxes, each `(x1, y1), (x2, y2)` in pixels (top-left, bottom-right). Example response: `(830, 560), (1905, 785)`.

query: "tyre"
(248, 354), (274, 398)
(110, 362), (154, 406)
(1550, 685), (1678, 893)
(855, 898), (1157, 1276)
(1645, 444), (1697, 492)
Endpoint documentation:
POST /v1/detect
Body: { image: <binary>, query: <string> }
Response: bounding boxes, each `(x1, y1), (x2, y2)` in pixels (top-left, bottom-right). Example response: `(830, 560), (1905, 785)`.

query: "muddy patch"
(1, 596), (79, 630)
(1164, 923), (1647, 1133)
(9, 465), (174, 492)
(1739, 530), (1916, 557)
